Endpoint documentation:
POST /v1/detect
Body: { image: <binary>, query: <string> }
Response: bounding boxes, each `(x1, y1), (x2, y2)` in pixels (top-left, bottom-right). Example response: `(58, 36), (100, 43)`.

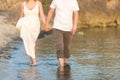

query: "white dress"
(17, 1), (40, 58)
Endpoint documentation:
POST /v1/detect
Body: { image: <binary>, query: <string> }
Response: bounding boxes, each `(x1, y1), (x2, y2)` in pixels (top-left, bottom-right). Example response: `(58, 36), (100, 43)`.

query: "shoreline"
(0, 11), (50, 59)
(0, 12), (19, 59)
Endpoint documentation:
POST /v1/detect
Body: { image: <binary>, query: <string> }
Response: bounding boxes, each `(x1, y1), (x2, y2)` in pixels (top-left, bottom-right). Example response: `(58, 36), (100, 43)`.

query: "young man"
(45, 0), (79, 69)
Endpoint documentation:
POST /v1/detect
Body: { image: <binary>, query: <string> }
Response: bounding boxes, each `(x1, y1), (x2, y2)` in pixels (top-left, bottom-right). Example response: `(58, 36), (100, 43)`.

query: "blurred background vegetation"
(0, 0), (120, 28)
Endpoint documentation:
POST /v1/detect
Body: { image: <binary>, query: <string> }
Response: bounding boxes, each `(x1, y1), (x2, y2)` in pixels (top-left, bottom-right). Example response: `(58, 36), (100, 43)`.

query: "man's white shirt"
(50, 0), (79, 31)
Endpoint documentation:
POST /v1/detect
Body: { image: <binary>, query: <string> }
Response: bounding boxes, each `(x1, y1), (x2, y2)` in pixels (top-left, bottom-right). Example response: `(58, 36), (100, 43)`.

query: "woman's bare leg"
(32, 42), (37, 65)
(32, 58), (37, 65)
(30, 57), (33, 64)
(30, 42), (37, 65)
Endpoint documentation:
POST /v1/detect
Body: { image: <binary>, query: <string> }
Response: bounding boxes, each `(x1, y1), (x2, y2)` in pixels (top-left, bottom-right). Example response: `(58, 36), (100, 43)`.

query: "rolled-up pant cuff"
(57, 50), (70, 59)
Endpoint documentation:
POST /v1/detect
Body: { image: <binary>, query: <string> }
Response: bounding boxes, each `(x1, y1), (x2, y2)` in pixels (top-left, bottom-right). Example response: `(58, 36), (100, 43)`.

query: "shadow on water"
(0, 27), (120, 80)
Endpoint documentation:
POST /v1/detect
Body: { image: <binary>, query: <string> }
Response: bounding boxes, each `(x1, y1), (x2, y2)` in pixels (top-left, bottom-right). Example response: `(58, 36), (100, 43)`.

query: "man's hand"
(72, 11), (78, 35)
(71, 26), (77, 35)
(45, 25), (51, 31)
(44, 8), (54, 32)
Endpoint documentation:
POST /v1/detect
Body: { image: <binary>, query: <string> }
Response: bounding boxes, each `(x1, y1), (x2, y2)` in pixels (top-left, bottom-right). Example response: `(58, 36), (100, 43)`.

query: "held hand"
(45, 25), (51, 31)
(71, 26), (77, 35)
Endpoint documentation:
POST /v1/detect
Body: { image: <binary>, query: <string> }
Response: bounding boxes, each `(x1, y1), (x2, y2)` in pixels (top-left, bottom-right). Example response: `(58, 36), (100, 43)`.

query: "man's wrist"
(73, 26), (77, 28)
(45, 24), (48, 26)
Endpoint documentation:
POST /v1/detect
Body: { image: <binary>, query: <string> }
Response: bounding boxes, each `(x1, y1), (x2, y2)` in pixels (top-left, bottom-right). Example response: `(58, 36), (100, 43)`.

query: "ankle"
(59, 58), (64, 67)
(64, 58), (69, 63)
(32, 58), (36, 63)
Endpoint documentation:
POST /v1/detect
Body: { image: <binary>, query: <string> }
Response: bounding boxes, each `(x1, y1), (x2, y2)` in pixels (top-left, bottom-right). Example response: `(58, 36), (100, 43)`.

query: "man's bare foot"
(59, 58), (64, 67)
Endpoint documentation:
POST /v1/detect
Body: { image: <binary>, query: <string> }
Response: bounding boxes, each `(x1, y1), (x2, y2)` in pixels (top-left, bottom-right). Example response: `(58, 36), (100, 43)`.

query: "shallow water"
(0, 27), (120, 80)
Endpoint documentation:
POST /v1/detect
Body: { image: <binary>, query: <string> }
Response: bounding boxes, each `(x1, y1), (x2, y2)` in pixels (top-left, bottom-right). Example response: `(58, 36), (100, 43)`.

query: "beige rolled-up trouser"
(53, 29), (72, 59)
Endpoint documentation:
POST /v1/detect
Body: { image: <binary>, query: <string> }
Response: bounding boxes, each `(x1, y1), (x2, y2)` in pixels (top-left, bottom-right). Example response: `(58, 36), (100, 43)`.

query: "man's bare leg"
(58, 58), (64, 71)
(64, 58), (69, 64)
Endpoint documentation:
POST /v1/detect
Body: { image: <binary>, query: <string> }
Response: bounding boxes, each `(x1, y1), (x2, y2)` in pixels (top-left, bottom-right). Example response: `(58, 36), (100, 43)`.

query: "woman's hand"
(45, 25), (51, 31)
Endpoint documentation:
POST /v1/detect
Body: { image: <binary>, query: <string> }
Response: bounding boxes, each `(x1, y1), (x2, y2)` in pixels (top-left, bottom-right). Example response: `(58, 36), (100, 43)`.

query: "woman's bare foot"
(31, 62), (37, 66)
(30, 57), (33, 64)
(30, 58), (37, 66)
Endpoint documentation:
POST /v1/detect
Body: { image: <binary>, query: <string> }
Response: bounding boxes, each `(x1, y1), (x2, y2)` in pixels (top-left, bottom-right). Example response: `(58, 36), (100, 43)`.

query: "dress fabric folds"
(16, 1), (40, 58)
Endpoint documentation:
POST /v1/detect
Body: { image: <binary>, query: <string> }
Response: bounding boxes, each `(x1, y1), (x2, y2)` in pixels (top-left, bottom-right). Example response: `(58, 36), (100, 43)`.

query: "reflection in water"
(57, 64), (72, 80)
(18, 66), (41, 80)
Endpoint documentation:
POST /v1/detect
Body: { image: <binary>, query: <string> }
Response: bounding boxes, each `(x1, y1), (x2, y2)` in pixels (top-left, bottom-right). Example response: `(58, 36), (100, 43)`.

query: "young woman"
(18, 0), (45, 65)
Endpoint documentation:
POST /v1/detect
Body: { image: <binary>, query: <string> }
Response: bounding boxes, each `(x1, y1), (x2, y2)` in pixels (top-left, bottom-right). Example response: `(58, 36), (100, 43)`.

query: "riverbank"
(1, 0), (120, 29)
(0, 10), (19, 58)
(0, 10), (51, 59)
